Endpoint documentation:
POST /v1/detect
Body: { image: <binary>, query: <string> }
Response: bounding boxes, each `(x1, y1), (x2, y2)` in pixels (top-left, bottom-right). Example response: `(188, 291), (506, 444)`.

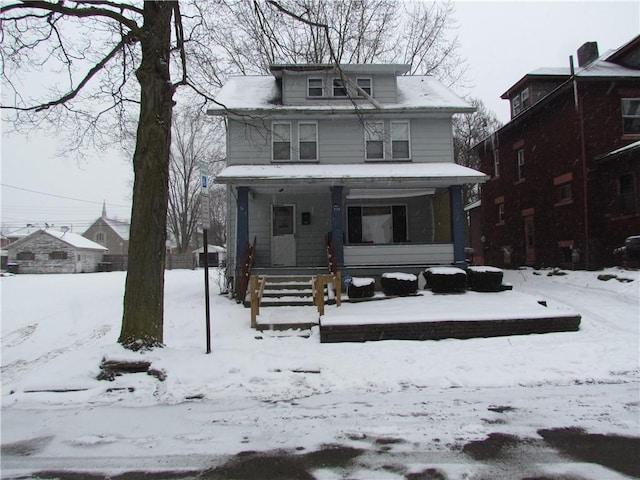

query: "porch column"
(236, 186), (249, 269)
(450, 185), (466, 267)
(330, 185), (344, 267)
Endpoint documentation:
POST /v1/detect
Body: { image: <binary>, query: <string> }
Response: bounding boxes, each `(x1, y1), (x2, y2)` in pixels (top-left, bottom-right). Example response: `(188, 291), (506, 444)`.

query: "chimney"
(577, 42), (599, 67)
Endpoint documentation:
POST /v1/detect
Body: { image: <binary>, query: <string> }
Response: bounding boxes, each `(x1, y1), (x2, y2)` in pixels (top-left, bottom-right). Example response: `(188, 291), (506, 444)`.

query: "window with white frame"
(622, 98), (640, 135)
(516, 148), (525, 181)
(307, 78), (323, 97)
(498, 203), (505, 223)
(520, 88), (530, 110)
(298, 122), (318, 161)
(493, 150), (500, 177)
(391, 121), (410, 159)
(364, 122), (384, 160)
(512, 95), (521, 116)
(332, 78), (347, 97)
(272, 122), (291, 161)
(356, 77), (372, 96)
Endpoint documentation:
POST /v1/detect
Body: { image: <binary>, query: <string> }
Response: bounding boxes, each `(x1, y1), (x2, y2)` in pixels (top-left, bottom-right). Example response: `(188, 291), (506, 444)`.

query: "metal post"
(203, 229), (211, 354)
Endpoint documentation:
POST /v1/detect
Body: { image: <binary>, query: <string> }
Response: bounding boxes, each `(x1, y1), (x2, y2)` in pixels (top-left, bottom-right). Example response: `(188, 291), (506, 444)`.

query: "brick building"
(472, 35), (640, 269)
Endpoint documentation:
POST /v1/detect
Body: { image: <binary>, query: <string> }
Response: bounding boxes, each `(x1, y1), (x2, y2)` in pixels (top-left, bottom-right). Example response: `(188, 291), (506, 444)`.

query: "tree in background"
(197, 0), (466, 86)
(168, 107), (225, 254)
(453, 97), (502, 205)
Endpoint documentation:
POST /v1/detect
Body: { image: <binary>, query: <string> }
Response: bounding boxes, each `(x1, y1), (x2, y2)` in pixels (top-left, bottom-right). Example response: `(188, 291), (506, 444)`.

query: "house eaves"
(214, 163), (488, 187)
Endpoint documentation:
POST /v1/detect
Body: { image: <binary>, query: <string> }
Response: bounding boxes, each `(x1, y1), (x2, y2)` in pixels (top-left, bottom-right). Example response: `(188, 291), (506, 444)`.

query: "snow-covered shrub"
(467, 266), (504, 292)
(381, 272), (418, 296)
(424, 267), (467, 293)
(347, 277), (375, 299)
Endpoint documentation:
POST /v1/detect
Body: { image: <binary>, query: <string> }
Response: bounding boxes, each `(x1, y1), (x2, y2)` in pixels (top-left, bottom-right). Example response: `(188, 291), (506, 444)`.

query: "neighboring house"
(6, 228), (108, 274)
(473, 36), (640, 269)
(193, 245), (227, 268)
(82, 203), (130, 270)
(208, 63), (487, 290)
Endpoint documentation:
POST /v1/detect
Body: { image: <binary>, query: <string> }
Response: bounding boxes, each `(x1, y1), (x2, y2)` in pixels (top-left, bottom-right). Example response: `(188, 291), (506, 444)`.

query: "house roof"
(208, 75), (474, 115)
(214, 163), (488, 187)
(595, 140), (640, 162)
(192, 245), (226, 254)
(501, 35), (640, 99)
(269, 63), (412, 77)
(7, 229), (108, 251)
(102, 217), (130, 241)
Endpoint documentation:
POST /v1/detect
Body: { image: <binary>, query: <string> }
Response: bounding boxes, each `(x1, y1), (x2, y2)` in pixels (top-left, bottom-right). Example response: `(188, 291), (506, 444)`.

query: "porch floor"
(254, 289), (581, 342)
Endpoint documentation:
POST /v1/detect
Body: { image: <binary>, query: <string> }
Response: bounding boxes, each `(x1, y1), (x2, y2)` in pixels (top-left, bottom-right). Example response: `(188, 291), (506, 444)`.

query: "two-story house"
(208, 64), (487, 294)
(473, 36), (640, 269)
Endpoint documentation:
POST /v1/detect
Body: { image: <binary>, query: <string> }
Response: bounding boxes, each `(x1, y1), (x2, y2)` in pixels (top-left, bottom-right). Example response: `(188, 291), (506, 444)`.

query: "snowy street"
(1, 268), (639, 479)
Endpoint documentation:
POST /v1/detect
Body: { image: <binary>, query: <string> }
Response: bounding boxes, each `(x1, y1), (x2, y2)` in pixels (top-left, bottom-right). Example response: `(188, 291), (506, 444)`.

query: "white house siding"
(227, 116), (454, 166)
(281, 72), (398, 105)
(344, 243), (454, 266)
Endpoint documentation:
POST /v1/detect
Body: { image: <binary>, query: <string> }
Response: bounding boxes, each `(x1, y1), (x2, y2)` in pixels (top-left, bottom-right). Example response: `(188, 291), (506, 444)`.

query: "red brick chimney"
(577, 42), (599, 67)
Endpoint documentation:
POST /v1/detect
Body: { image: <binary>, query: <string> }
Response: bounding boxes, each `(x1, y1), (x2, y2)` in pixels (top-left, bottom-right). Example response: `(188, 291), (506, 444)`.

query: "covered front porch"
(215, 163), (487, 295)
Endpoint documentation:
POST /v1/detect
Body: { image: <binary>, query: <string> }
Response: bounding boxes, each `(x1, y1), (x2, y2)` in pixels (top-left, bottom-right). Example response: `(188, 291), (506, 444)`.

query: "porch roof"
(214, 163), (487, 186)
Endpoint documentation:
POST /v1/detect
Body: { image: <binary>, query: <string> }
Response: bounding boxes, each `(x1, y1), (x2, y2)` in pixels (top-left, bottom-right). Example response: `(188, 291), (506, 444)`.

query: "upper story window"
(95, 232), (106, 246)
(356, 77), (372, 97)
(391, 121), (410, 159)
(512, 88), (530, 117)
(554, 172), (573, 206)
(516, 148), (525, 181)
(622, 98), (640, 135)
(307, 78), (324, 97)
(364, 122), (384, 160)
(493, 150), (500, 177)
(332, 78), (348, 97)
(498, 203), (505, 223)
(298, 122), (318, 161)
(272, 122), (291, 161)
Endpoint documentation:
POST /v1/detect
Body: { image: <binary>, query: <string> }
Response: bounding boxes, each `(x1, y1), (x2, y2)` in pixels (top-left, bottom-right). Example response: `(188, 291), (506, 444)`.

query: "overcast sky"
(1, 1), (639, 233)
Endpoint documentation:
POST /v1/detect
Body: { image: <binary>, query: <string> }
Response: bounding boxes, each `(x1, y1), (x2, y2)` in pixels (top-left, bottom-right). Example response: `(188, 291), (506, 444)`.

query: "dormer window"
(512, 88), (530, 116)
(332, 78), (347, 97)
(356, 77), (372, 97)
(521, 88), (530, 109)
(308, 78), (323, 97)
(512, 95), (522, 116)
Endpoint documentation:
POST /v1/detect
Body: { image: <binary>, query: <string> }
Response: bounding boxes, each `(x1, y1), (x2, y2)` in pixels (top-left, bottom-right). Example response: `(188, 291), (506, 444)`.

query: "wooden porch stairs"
(247, 274), (342, 330)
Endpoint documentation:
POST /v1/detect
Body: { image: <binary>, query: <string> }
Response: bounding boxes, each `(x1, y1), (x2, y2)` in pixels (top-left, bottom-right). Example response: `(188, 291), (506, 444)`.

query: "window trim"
(307, 77), (324, 97)
(516, 148), (525, 181)
(356, 77), (372, 97)
(298, 121), (318, 161)
(271, 121), (292, 162)
(332, 77), (348, 97)
(621, 98), (640, 135)
(364, 121), (385, 160)
(346, 204), (408, 244)
(390, 121), (411, 160)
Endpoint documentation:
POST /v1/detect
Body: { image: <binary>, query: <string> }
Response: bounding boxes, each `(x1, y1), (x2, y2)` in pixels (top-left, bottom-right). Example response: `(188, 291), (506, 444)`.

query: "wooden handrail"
(313, 272), (342, 316)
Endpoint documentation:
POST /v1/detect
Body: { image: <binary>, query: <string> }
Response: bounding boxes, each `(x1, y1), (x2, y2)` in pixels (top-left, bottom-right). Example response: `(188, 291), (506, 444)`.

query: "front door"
(271, 205), (296, 267)
(524, 215), (536, 265)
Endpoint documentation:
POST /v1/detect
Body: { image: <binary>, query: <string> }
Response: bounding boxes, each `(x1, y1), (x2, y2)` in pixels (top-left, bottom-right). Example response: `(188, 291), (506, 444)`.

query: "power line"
(1, 183), (130, 208)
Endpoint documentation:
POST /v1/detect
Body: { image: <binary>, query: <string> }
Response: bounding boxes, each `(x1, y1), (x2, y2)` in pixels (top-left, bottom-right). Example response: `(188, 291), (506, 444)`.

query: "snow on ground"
(1, 267), (639, 477)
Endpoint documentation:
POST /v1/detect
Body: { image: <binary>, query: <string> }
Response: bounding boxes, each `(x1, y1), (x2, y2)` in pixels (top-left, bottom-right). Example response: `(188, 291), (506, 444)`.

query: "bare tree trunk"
(119, 1), (175, 350)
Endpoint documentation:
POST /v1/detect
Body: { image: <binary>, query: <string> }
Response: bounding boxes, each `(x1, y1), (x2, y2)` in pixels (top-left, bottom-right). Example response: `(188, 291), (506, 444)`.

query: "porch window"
(272, 122), (291, 161)
(391, 121), (410, 159)
(356, 77), (372, 96)
(332, 78), (347, 97)
(298, 122), (318, 160)
(308, 78), (323, 97)
(619, 172), (637, 214)
(347, 205), (407, 244)
(17, 251), (35, 260)
(622, 98), (640, 135)
(365, 121), (384, 160)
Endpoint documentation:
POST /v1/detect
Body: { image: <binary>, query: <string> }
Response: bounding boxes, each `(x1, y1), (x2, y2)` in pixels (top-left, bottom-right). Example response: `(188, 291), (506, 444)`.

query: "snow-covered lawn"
(1, 267), (638, 478)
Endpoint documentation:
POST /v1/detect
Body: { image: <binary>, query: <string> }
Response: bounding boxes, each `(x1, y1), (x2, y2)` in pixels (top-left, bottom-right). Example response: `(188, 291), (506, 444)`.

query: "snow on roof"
(215, 163), (488, 186)
(43, 229), (108, 251)
(209, 75), (473, 114)
(192, 245), (226, 254)
(103, 217), (130, 241)
(596, 140), (640, 161)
